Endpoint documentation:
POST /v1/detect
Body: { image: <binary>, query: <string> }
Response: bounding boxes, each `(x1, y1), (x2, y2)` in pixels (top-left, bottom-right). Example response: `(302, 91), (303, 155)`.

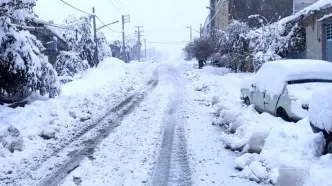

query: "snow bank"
(242, 60), (332, 97)
(309, 86), (332, 132)
(188, 63), (332, 185)
(0, 57), (157, 174)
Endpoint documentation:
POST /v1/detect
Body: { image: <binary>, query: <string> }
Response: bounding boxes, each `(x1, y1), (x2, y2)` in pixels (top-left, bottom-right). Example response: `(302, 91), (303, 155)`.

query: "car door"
(251, 84), (265, 112)
(264, 85), (285, 115)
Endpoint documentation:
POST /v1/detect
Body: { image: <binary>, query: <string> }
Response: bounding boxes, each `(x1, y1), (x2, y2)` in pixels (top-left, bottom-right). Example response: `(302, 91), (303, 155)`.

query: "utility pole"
(190, 26), (193, 42)
(144, 39), (147, 60)
(134, 26), (143, 62)
(210, 0), (216, 37)
(122, 14), (130, 62)
(92, 7), (98, 66)
(187, 26), (193, 42)
(200, 24), (202, 38)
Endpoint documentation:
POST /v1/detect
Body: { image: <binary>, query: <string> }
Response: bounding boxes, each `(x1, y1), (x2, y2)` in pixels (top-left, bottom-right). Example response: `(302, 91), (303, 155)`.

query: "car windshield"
(287, 79), (332, 84)
(287, 80), (332, 102)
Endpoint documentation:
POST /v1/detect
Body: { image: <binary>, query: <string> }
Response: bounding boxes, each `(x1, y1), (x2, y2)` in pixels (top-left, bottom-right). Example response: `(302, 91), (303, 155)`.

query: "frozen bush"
(54, 51), (89, 83)
(0, 17), (60, 99)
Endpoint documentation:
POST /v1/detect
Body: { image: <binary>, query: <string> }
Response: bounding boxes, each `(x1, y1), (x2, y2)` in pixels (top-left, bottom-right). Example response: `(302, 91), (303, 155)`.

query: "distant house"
(25, 20), (69, 64)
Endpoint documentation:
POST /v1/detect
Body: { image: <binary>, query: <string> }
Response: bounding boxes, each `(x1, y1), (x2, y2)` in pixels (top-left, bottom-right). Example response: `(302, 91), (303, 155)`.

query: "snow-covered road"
(4, 59), (330, 186)
(53, 61), (257, 186)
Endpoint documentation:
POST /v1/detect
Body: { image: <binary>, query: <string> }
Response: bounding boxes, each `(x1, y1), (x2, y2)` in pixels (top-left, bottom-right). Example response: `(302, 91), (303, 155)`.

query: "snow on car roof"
(242, 59), (332, 97)
(268, 59), (332, 81)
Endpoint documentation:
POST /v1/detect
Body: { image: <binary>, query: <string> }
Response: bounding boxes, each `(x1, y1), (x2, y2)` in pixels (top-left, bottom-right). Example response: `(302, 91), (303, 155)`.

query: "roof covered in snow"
(279, 0), (332, 25)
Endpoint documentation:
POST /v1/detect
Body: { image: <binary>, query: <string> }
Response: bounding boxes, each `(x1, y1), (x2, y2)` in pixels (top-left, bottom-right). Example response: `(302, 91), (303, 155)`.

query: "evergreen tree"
(62, 15), (96, 67)
(0, 0), (60, 99)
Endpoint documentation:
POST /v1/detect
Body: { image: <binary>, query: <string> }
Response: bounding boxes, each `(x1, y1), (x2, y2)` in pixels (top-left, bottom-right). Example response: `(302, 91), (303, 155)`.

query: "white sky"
(35, 0), (209, 59)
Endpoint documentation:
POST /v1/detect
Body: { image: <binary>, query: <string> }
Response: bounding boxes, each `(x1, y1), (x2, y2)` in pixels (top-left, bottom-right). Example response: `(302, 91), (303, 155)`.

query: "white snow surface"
(309, 86), (332, 132)
(0, 57), (158, 178)
(242, 59), (332, 97)
(190, 62), (332, 185)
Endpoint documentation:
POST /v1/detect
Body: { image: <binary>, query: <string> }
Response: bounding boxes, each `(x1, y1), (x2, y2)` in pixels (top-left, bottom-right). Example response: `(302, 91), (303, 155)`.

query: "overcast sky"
(35, 0), (209, 59)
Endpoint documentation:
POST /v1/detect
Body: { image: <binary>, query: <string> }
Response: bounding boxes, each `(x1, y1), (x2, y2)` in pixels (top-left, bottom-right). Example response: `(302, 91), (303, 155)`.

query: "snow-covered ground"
(183, 60), (332, 186)
(0, 58), (158, 185)
(1, 58), (331, 186)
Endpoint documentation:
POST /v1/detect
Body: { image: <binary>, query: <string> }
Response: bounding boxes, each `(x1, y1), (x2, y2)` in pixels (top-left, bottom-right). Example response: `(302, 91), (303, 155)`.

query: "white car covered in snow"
(240, 60), (332, 121)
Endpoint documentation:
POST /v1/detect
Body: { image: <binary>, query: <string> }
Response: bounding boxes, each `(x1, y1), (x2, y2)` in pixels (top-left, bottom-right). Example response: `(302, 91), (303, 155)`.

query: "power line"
(59, 0), (92, 15)
(107, 0), (122, 14)
(96, 16), (122, 33)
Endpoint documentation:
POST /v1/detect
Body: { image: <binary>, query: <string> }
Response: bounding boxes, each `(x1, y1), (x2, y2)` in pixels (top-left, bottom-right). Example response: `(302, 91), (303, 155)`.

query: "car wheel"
(244, 97), (250, 106)
(277, 107), (291, 122)
(325, 135), (332, 154)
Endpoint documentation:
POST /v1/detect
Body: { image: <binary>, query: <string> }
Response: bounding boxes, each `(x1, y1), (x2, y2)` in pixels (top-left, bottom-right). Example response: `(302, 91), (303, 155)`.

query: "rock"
(40, 128), (56, 140)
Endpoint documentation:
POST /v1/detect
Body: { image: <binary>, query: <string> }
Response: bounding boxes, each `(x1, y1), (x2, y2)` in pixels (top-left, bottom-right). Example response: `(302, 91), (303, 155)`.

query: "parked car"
(309, 86), (332, 154)
(240, 59), (332, 121)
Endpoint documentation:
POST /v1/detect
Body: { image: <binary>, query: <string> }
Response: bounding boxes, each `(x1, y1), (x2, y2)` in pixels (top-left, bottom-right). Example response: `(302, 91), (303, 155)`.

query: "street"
(0, 60), (260, 186)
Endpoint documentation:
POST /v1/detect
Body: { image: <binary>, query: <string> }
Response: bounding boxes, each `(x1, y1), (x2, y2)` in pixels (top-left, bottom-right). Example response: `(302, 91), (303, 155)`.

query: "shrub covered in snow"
(248, 15), (305, 72)
(0, 1), (60, 99)
(62, 15), (96, 67)
(54, 51), (89, 83)
(97, 32), (112, 61)
(184, 36), (216, 61)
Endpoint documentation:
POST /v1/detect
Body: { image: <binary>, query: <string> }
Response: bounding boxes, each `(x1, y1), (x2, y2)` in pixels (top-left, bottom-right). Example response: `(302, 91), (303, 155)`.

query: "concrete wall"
(306, 19), (323, 60)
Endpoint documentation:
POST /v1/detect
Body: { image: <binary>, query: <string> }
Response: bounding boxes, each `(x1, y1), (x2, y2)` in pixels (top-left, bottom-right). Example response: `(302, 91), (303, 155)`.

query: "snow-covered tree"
(213, 21), (251, 72)
(110, 40), (122, 58)
(54, 51), (89, 83)
(0, 0), (35, 22)
(97, 32), (112, 61)
(184, 36), (216, 62)
(62, 15), (96, 67)
(247, 15), (305, 71)
(0, 1), (60, 99)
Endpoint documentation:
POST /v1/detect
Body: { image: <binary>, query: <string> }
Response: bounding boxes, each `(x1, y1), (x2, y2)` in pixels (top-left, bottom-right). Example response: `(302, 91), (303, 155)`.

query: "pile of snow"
(0, 57), (157, 173)
(242, 60), (332, 97)
(309, 86), (332, 132)
(188, 63), (332, 185)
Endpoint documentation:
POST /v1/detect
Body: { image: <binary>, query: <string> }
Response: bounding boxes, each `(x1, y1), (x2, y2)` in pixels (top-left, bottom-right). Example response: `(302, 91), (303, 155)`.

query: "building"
(206, 0), (318, 32)
(293, 0), (318, 13)
(214, 0), (229, 30)
(301, 4), (332, 62)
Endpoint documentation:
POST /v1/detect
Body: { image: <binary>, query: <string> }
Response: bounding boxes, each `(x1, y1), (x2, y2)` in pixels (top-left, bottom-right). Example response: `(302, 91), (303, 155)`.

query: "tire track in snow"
(151, 67), (192, 186)
(38, 74), (159, 186)
(3, 69), (159, 186)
